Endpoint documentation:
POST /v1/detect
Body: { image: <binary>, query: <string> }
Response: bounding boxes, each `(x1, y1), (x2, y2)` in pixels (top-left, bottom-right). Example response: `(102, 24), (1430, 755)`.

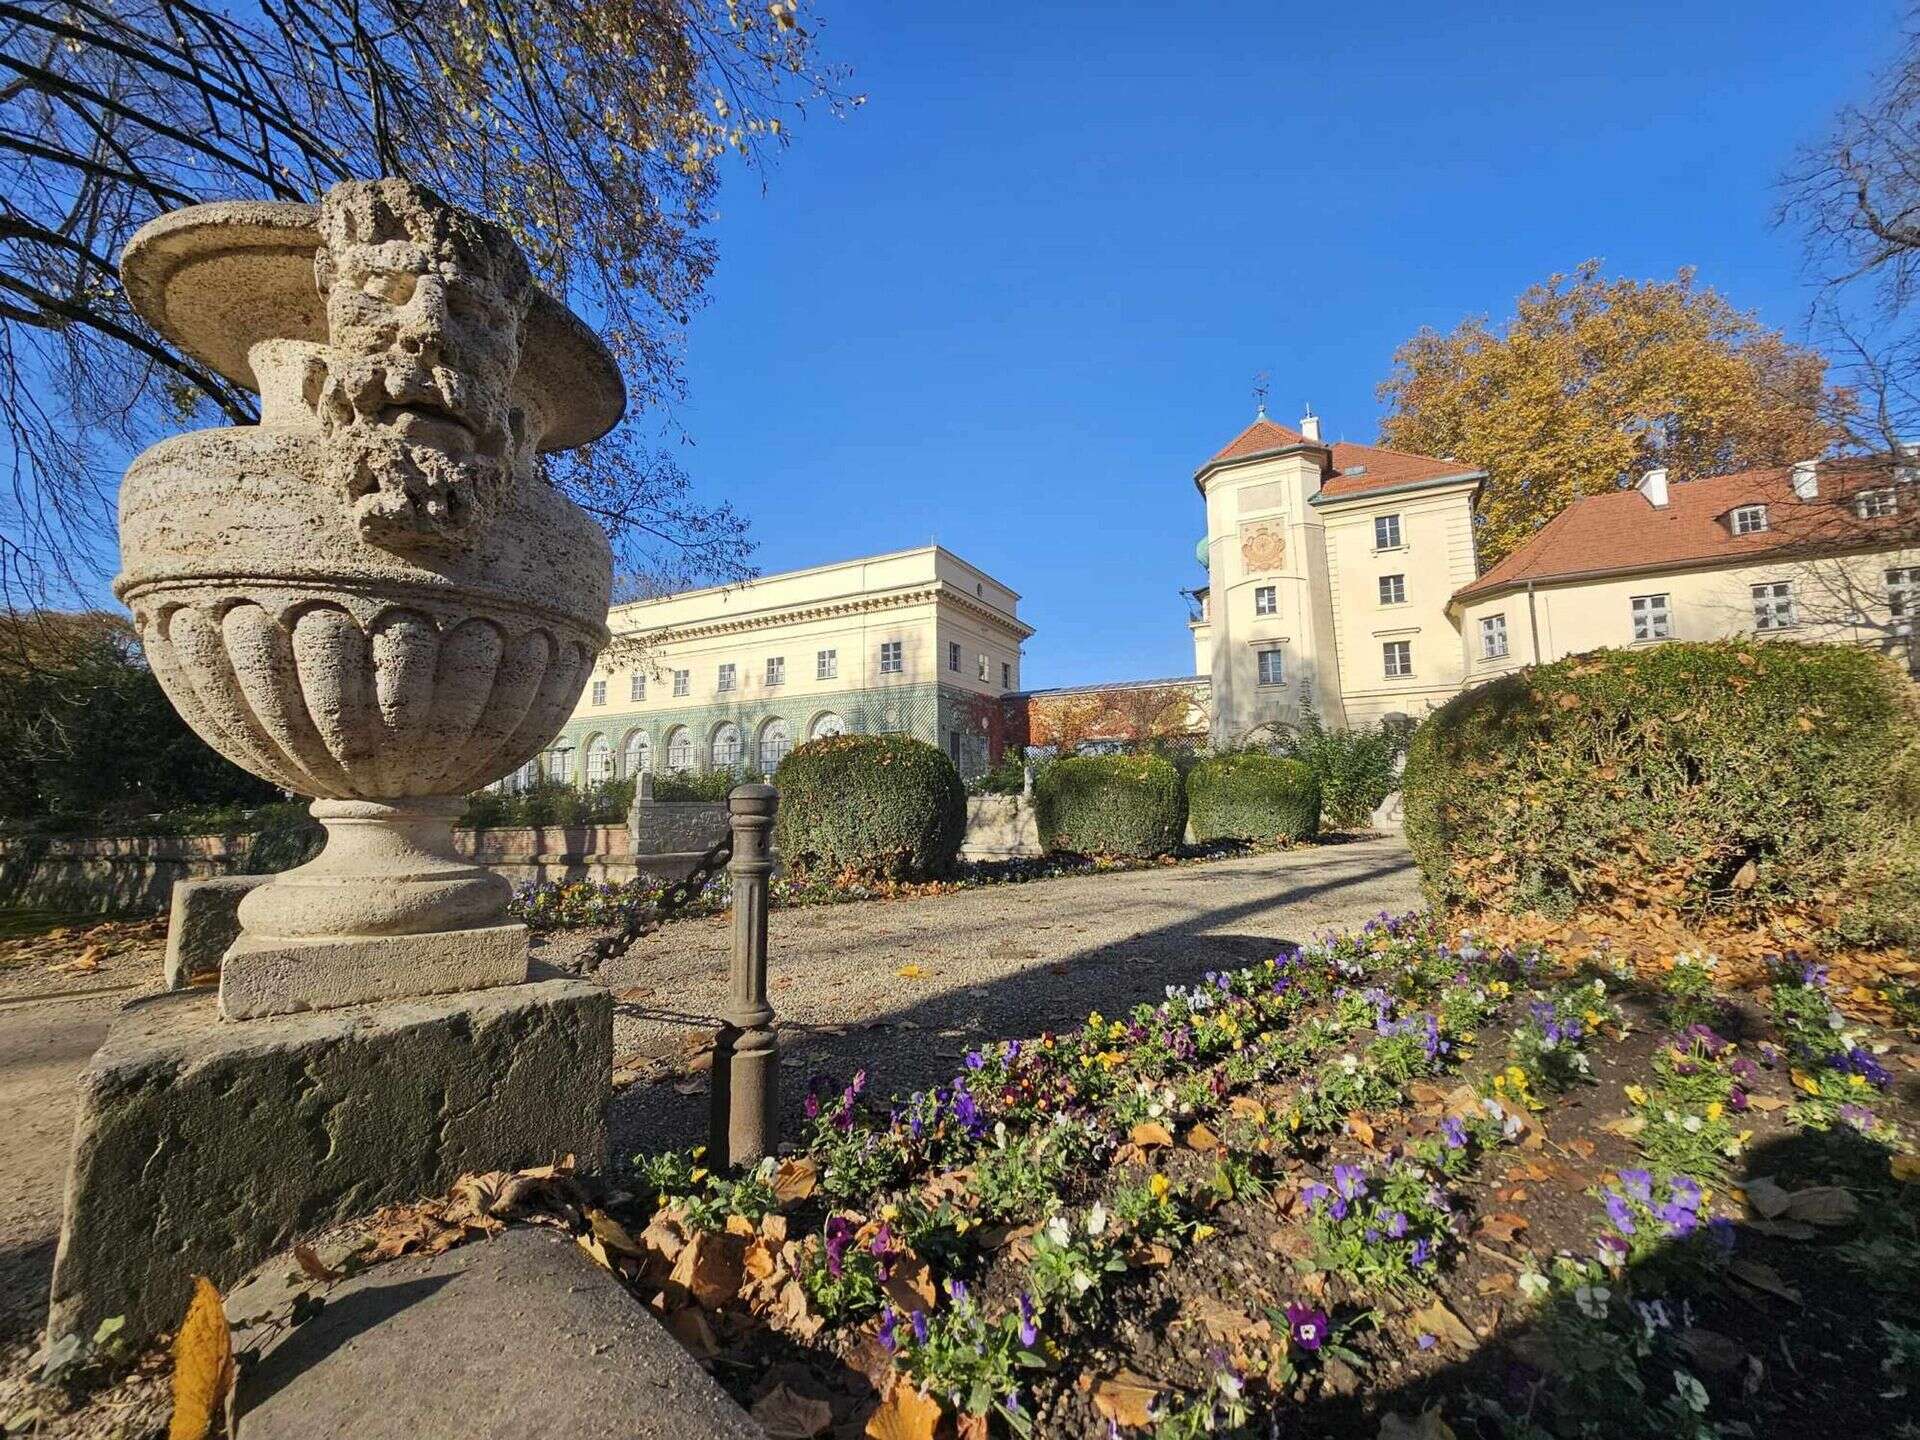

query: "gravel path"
(577, 835), (1421, 1161)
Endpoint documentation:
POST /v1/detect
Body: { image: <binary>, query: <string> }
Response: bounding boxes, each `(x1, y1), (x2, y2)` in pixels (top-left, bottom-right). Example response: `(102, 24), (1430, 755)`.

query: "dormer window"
(1730, 504), (1769, 536)
(1858, 488), (1899, 520)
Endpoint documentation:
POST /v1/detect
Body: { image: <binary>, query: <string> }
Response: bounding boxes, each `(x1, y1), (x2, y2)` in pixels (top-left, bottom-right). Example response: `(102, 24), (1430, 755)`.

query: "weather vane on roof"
(1252, 370), (1270, 420)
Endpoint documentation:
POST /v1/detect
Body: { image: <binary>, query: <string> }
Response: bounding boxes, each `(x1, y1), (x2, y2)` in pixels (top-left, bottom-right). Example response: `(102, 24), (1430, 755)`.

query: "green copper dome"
(1194, 535), (1210, 567)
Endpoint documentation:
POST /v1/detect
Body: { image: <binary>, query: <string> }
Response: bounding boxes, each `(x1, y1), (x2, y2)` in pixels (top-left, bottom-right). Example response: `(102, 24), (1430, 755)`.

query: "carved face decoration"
(313, 180), (533, 550)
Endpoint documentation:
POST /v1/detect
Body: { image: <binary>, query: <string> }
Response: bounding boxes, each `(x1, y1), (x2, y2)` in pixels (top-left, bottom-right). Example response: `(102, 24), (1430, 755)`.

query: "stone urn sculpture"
(114, 180), (620, 1019)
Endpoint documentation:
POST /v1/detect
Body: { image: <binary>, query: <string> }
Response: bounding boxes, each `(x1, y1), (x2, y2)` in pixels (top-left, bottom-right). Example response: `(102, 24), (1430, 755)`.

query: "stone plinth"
(46, 977), (610, 1343)
(164, 874), (269, 989)
(230, 1229), (761, 1440)
(220, 922), (528, 1019)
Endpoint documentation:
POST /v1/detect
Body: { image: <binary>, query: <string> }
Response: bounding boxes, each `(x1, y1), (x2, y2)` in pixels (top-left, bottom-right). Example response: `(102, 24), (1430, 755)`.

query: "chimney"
(1299, 405), (1321, 443)
(1790, 460), (1819, 500)
(1637, 467), (1669, 508)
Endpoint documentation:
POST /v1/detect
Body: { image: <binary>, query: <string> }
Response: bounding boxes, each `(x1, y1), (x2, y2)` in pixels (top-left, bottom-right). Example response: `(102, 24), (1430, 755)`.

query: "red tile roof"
(1207, 417), (1309, 464)
(1322, 441), (1480, 500)
(1451, 460), (1908, 605)
(1197, 417), (1482, 499)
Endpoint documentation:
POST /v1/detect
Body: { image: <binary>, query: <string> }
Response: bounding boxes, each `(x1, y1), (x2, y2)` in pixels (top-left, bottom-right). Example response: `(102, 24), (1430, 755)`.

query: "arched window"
(546, 747), (572, 784)
(515, 758), (539, 793)
(622, 730), (651, 778)
(711, 722), (741, 770)
(584, 735), (613, 784)
(666, 727), (692, 773)
(810, 712), (845, 741)
(758, 718), (791, 773)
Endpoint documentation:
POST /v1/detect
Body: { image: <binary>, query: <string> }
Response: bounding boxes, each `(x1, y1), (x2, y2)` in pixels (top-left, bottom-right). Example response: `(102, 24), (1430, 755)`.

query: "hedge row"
(1187, 753), (1321, 843)
(1035, 754), (1188, 858)
(773, 734), (966, 880)
(1402, 640), (1920, 945)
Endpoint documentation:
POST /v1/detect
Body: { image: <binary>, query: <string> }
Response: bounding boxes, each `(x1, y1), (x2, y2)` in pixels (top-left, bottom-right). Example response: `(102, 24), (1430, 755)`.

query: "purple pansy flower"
(1285, 1303), (1329, 1352)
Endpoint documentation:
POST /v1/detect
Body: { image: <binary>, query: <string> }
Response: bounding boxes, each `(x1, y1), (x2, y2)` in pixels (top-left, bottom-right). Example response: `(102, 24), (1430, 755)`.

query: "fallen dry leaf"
(1185, 1123), (1220, 1153)
(1563, 1138), (1596, 1160)
(1090, 1370), (1163, 1430)
(896, 964), (928, 980)
(773, 1156), (819, 1205)
(168, 1276), (233, 1440)
(866, 1380), (944, 1440)
(1598, 1115), (1646, 1138)
(1347, 1113), (1377, 1147)
(292, 1243), (340, 1283)
(1729, 1258), (1802, 1305)
(1778, 1185), (1859, 1226)
(1410, 1298), (1476, 1353)
(670, 1230), (746, 1309)
(882, 1253), (938, 1313)
(1893, 1153), (1920, 1183)
(1129, 1122), (1173, 1149)
(753, 1384), (835, 1439)
(664, 1306), (720, 1358)
(1478, 1213), (1529, 1245)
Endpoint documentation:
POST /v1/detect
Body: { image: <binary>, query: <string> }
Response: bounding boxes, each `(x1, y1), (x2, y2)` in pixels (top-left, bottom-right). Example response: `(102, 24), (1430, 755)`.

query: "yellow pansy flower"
(1623, 1084), (1648, 1106)
(1149, 1173), (1171, 1200)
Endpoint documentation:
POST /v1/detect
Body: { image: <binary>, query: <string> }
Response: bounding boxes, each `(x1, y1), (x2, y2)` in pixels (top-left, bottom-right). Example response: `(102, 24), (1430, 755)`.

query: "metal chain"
(581, 829), (734, 972)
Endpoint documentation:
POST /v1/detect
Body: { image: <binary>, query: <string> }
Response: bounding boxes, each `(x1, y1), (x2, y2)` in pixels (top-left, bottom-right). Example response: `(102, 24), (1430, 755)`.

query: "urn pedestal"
(51, 180), (629, 1348)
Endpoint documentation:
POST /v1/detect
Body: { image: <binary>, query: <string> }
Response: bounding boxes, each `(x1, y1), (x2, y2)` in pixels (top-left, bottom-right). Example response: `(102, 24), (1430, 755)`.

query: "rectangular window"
(879, 640), (903, 675)
(1479, 613), (1509, 660)
(1631, 593), (1672, 641)
(1752, 581), (1796, 630)
(977, 653), (989, 681)
(1256, 647), (1285, 685)
(1889, 567), (1917, 620)
(765, 656), (785, 687)
(629, 671), (646, 702)
(1378, 574), (1406, 606)
(948, 641), (961, 672)
(1254, 585), (1277, 616)
(716, 662), (736, 692)
(672, 669), (689, 698)
(817, 648), (838, 680)
(1374, 514), (1404, 550)
(1731, 504), (1769, 536)
(1858, 488), (1899, 519)
(590, 678), (607, 706)
(1002, 662), (1013, 689)
(1383, 640), (1413, 678)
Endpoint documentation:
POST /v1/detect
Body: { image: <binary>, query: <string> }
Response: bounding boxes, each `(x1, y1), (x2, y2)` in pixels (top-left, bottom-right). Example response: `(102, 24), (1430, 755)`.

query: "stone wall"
(0, 832), (247, 914)
(960, 794), (1042, 859)
(0, 823), (705, 916)
(631, 800), (729, 855)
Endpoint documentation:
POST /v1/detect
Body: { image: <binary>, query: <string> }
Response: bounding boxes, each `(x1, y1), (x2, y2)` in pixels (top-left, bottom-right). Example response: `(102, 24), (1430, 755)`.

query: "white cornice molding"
(620, 583), (1034, 647)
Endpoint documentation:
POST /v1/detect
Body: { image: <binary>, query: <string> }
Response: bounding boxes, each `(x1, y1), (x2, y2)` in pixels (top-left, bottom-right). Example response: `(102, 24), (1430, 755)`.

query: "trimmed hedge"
(1035, 754), (1187, 858)
(773, 734), (966, 880)
(1187, 753), (1322, 842)
(1403, 640), (1920, 944)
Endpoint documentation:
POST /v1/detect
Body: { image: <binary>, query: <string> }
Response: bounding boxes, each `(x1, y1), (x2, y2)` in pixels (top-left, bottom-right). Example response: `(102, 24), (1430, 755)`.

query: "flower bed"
(33, 911), (1920, 1439)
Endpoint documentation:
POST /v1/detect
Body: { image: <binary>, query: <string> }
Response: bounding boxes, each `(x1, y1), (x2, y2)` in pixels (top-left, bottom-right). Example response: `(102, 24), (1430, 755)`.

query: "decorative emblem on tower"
(1240, 521), (1287, 573)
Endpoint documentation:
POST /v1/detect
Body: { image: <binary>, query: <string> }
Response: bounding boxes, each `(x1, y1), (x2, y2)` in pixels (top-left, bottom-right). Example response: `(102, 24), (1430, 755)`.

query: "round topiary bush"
(1034, 753), (1187, 858)
(773, 733), (966, 880)
(1187, 752), (1322, 842)
(1402, 640), (1920, 943)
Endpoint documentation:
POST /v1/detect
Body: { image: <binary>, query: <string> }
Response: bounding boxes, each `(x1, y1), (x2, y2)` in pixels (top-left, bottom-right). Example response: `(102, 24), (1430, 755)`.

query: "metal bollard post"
(710, 782), (778, 1167)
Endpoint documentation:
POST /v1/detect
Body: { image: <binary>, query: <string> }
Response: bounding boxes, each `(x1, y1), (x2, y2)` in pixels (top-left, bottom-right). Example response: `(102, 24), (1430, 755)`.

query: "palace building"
(1188, 409), (1485, 741)
(528, 546), (1031, 786)
(527, 413), (1916, 791)
(1186, 410), (1918, 744)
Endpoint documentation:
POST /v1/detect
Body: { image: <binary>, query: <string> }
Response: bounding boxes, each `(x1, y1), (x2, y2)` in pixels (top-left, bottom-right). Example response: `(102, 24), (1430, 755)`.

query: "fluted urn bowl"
(112, 193), (621, 1016)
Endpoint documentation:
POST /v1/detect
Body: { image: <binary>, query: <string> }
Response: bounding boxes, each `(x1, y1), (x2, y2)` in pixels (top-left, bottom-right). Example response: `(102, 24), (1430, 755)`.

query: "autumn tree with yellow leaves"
(1376, 261), (1843, 567)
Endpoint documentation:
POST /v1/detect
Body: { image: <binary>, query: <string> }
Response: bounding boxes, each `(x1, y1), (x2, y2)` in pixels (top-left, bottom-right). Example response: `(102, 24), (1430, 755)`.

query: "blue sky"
(653, 0), (1907, 687)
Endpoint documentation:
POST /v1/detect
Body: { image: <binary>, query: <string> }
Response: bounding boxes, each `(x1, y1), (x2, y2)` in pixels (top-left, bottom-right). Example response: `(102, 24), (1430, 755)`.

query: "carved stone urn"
(114, 180), (620, 1019)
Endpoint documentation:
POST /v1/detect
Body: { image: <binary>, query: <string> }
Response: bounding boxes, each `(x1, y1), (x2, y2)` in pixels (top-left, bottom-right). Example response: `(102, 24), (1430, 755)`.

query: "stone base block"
(46, 977), (610, 1344)
(219, 922), (529, 1020)
(165, 874), (270, 989)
